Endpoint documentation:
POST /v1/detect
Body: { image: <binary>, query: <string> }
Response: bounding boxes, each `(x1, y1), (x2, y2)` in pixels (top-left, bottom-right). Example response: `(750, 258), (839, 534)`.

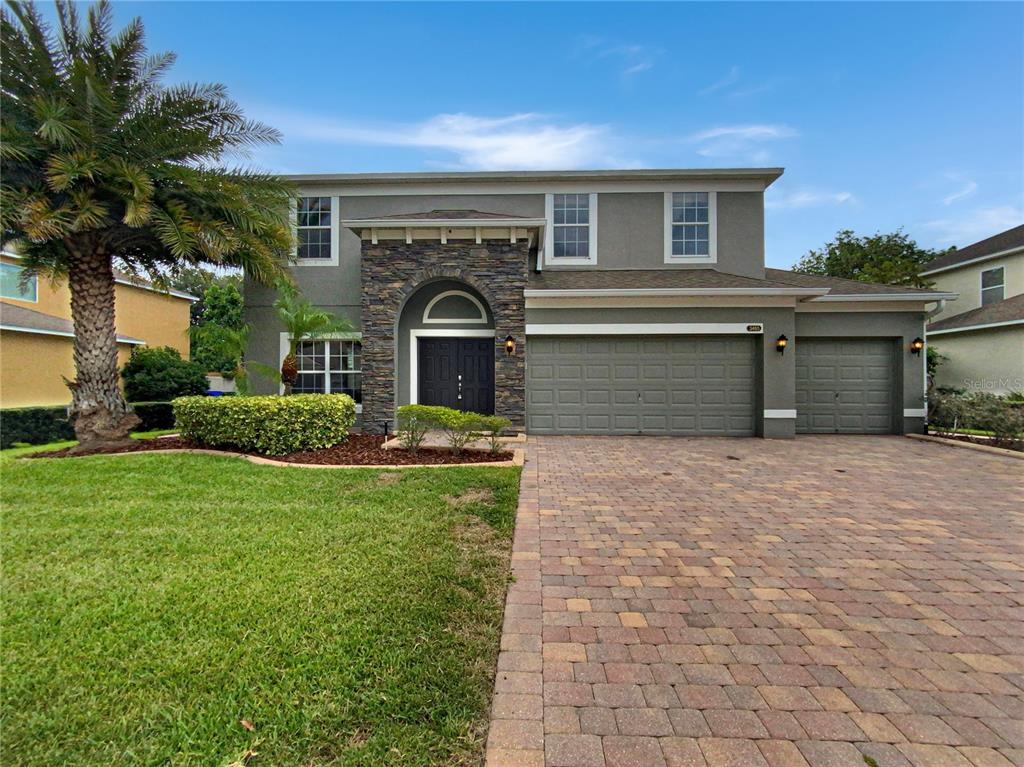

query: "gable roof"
(928, 293), (1024, 334)
(0, 302), (145, 344)
(921, 225), (1024, 275)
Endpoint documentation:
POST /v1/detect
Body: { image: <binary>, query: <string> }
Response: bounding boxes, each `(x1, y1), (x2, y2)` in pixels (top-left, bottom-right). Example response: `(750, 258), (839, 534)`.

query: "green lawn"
(2, 448), (520, 766)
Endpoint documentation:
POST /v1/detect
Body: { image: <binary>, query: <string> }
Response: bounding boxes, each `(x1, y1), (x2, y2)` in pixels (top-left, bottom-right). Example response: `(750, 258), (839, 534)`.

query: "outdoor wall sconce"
(775, 334), (788, 354)
(910, 337), (925, 355)
(504, 335), (517, 356)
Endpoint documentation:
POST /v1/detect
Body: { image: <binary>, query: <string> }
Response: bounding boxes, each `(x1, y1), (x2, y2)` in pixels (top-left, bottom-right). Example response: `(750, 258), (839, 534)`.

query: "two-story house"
(0, 251), (196, 408)
(923, 225), (1024, 394)
(244, 168), (951, 437)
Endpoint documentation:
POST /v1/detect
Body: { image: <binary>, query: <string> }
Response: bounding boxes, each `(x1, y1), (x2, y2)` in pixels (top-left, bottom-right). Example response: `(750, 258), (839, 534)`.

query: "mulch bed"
(27, 434), (513, 465)
(928, 432), (1024, 453)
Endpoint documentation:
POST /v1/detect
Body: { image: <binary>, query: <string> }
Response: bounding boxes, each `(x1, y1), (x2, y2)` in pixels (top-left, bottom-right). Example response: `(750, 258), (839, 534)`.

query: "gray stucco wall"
(550, 191), (764, 278)
(795, 311), (928, 434)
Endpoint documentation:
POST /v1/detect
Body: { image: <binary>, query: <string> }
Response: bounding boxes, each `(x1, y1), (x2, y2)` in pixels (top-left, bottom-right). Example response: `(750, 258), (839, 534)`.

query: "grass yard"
(1, 449), (520, 766)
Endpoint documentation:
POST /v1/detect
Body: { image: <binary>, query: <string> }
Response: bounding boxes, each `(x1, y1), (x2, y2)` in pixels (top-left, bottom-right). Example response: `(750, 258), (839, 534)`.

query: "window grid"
(671, 192), (710, 257)
(292, 339), (361, 402)
(0, 263), (37, 302)
(981, 267), (1004, 307)
(296, 197), (332, 259)
(552, 193), (591, 259)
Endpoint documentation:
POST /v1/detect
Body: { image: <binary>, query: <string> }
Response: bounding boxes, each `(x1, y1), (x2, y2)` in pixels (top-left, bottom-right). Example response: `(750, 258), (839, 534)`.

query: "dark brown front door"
(418, 337), (495, 414)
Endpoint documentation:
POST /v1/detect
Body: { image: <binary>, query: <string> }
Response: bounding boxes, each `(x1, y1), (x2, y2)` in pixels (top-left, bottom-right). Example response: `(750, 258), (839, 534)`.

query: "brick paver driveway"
(487, 436), (1024, 767)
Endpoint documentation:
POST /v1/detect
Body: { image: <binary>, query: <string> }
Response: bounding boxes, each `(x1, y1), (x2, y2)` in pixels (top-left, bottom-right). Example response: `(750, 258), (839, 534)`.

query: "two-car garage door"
(526, 336), (756, 435)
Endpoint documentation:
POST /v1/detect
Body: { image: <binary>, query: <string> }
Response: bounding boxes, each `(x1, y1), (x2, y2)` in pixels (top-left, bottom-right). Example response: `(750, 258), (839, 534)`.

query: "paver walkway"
(487, 435), (1024, 767)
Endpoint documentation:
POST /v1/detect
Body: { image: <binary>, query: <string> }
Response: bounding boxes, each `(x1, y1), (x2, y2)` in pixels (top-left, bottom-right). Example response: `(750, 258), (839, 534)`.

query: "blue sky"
(50, 2), (1024, 267)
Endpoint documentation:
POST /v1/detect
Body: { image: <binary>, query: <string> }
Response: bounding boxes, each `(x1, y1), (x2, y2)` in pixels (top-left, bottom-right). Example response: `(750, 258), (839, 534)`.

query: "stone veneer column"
(360, 239), (529, 431)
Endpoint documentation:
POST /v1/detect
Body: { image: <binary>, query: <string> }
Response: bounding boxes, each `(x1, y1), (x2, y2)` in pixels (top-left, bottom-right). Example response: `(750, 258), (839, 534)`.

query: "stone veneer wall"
(360, 239), (529, 431)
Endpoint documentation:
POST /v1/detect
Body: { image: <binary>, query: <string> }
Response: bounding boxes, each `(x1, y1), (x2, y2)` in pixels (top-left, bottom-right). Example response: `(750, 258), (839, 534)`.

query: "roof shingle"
(928, 293), (1024, 333)
(922, 225), (1024, 273)
(0, 302), (145, 344)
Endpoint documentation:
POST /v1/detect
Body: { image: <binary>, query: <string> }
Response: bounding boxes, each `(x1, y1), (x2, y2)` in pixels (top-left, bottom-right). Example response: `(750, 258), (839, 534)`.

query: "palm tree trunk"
(65, 243), (140, 453)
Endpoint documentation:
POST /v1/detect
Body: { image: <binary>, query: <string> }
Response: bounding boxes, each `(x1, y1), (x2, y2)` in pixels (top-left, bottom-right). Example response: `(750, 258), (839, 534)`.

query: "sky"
(42, 1), (1024, 268)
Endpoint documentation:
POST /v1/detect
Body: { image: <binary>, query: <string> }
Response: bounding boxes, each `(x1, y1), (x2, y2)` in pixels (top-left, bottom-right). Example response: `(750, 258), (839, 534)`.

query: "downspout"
(921, 298), (947, 434)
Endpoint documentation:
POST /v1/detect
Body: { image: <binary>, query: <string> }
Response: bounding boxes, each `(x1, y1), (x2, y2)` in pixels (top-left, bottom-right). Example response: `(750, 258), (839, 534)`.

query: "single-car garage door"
(526, 335), (756, 435)
(795, 338), (896, 434)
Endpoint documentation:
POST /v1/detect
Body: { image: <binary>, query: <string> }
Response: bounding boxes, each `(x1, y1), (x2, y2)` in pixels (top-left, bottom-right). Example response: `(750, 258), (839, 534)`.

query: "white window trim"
(421, 290), (489, 324)
(278, 331), (362, 411)
(544, 192), (598, 266)
(0, 262), (38, 303)
(292, 195), (340, 267)
(409, 328), (496, 405)
(663, 191), (717, 264)
(980, 266), (1005, 306)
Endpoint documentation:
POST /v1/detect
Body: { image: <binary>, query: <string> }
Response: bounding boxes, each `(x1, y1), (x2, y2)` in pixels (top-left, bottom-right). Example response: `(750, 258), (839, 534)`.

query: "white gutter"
(927, 318), (1024, 336)
(806, 292), (958, 302)
(920, 246), (1024, 276)
(0, 324), (146, 344)
(925, 298), (947, 320)
(523, 287), (829, 298)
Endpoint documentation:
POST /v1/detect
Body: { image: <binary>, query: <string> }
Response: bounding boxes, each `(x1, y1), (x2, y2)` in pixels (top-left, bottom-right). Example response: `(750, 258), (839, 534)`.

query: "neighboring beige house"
(0, 252), (197, 407)
(923, 225), (1024, 394)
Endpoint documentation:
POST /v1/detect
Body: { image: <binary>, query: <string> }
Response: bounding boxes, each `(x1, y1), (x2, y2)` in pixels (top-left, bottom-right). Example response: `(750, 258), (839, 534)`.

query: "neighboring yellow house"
(0, 252), (197, 407)
(923, 225), (1024, 394)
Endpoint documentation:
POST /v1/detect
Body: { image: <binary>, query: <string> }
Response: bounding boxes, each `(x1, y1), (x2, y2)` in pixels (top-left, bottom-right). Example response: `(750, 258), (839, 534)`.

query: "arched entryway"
(396, 279), (496, 414)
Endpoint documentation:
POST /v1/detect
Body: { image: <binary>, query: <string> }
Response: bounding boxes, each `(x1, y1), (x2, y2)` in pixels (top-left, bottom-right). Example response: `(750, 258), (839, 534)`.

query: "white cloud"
(765, 189), (856, 210)
(573, 36), (659, 78)
(699, 66), (741, 96)
(687, 124), (798, 162)
(923, 205), (1024, 245)
(261, 111), (621, 170)
(942, 180), (978, 206)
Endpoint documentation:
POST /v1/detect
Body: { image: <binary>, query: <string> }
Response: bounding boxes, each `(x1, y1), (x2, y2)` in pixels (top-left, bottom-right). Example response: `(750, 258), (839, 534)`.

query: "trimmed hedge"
(395, 405), (511, 454)
(0, 406), (75, 449)
(173, 394), (356, 455)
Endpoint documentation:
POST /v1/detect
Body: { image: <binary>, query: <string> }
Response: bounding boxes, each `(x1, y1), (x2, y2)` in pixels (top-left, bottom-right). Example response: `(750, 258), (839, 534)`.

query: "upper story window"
(0, 262), (38, 302)
(664, 191), (717, 264)
(981, 266), (1004, 306)
(295, 196), (338, 264)
(545, 193), (597, 265)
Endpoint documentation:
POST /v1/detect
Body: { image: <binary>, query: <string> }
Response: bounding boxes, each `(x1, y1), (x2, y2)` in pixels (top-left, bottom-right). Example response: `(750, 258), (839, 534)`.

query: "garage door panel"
(796, 338), (895, 434)
(527, 335), (755, 436)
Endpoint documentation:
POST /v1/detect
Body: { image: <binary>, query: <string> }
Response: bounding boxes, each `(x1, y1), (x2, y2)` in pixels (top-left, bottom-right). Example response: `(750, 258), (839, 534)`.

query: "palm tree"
(1, 0), (293, 452)
(273, 280), (352, 394)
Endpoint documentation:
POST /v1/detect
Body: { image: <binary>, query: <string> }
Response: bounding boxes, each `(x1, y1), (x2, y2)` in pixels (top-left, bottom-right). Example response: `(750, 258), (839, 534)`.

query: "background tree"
(1, 0), (293, 452)
(273, 280), (352, 395)
(793, 229), (951, 289)
(191, 281), (244, 372)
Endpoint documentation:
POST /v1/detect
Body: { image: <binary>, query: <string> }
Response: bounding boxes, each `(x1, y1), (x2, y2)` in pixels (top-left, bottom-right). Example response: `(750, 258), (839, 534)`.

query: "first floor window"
(293, 339), (361, 402)
(981, 266), (1004, 306)
(671, 192), (710, 257)
(552, 193), (591, 259)
(0, 262), (37, 301)
(296, 196), (332, 259)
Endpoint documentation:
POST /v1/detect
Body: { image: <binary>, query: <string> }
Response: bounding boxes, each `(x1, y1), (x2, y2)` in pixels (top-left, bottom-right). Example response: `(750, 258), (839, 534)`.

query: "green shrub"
(929, 391), (1024, 444)
(122, 347), (209, 402)
(476, 415), (512, 454)
(434, 409), (484, 454)
(129, 401), (175, 431)
(395, 404), (444, 453)
(173, 394), (355, 455)
(0, 406), (74, 449)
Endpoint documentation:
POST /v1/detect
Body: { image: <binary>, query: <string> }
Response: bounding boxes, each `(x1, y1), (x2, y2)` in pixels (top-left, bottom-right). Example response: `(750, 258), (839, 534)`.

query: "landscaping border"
(907, 433), (1024, 460)
(19, 446), (525, 468)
